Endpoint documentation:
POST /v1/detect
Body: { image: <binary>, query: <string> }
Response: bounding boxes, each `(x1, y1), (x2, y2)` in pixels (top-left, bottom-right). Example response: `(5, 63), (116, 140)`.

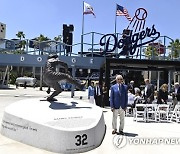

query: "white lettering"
(72, 58), (76, 63)
(164, 138), (171, 144)
(37, 57), (42, 62)
(20, 56), (25, 62)
(151, 138), (158, 145)
(133, 138), (139, 145)
(175, 138), (180, 144)
(90, 58), (93, 64)
(128, 138), (134, 145)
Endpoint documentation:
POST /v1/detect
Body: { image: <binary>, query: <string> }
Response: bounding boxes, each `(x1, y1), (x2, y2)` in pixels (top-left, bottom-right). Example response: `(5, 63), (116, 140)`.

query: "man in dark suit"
(110, 75), (128, 135)
(171, 82), (180, 108)
(143, 79), (154, 104)
(127, 80), (135, 94)
(94, 82), (102, 107)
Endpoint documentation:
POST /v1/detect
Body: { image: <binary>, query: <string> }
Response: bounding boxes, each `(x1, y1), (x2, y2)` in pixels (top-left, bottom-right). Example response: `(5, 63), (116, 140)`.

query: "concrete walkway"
(0, 86), (180, 154)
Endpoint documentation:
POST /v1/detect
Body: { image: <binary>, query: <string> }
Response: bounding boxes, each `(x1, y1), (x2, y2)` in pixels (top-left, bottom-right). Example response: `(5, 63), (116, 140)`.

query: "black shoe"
(47, 97), (57, 101)
(112, 130), (117, 134)
(117, 131), (124, 135)
(46, 87), (51, 94)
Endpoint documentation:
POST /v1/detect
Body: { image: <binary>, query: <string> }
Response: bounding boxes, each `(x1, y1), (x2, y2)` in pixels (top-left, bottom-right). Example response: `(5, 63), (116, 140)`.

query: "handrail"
(0, 34), (179, 61)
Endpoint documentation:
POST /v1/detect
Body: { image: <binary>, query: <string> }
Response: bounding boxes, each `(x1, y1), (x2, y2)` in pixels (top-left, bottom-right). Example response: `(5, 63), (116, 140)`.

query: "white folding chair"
(126, 100), (134, 116)
(167, 101), (173, 111)
(133, 104), (147, 122)
(146, 104), (158, 122)
(170, 104), (180, 123)
(126, 106), (133, 117)
(157, 104), (169, 122)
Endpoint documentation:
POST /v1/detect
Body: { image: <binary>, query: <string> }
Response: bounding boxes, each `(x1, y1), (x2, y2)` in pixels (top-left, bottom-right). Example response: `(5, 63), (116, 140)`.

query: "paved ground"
(0, 86), (180, 154)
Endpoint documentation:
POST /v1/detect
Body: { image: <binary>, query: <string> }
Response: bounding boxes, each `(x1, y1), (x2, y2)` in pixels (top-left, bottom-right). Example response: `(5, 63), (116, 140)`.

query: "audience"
(143, 79), (154, 104)
(170, 82), (180, 108)
(157, 84), (168, 104)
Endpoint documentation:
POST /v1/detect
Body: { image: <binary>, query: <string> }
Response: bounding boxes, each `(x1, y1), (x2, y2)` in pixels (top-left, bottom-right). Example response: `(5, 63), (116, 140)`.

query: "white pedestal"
(0, 98), (106, 153)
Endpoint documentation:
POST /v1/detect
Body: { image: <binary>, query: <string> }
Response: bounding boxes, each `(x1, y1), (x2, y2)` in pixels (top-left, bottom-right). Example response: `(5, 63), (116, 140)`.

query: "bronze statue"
(44, 54), (84, 101)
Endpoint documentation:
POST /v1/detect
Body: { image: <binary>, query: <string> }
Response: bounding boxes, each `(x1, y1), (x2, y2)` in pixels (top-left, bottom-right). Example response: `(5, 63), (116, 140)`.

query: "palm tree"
(16, 31), (25, 40)
(54, 35), (62, 52)
(144, 44), (159, 59)
(168, 39), (180, 59)
(14, 31), (26, 77)
(15, 31), (26, 53)
(33, 34), (50, 55)
(37, 34), (50, 42)
(54, 35), (62, 42)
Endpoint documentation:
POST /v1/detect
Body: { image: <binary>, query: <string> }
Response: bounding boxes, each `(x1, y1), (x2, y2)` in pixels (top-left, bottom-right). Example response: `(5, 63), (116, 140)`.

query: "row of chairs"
(132, 103), (180, 123)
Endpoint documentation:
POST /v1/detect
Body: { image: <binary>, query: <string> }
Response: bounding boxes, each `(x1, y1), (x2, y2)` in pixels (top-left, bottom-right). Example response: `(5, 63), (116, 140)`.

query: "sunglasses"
(117, 78), (123, 80)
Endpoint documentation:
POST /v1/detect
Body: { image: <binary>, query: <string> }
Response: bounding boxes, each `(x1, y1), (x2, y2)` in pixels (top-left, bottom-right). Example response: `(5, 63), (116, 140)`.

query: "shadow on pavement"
(124, 132), (138, 137)
(49, 101), (92, 110)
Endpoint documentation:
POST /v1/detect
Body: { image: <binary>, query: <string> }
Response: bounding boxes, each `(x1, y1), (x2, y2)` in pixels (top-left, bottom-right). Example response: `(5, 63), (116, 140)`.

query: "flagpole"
(81, 1), (85, 57)
(114, 4), (118, 57)
(114, 4), (117, 37)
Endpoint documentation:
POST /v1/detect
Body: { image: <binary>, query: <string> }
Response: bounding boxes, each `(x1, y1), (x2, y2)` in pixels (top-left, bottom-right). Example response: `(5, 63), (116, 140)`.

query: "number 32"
(75, 134), (88, 146)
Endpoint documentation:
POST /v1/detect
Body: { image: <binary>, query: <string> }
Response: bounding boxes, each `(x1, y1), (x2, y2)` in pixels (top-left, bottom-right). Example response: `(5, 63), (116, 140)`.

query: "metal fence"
(0, 34), (179, 61)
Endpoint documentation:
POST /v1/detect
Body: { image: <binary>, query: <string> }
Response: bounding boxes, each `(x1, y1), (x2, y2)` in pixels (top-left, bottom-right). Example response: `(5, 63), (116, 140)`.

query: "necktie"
(119, 84), (121, 96)
(119, 84), (121, 92)
(97, 86), (99, 95)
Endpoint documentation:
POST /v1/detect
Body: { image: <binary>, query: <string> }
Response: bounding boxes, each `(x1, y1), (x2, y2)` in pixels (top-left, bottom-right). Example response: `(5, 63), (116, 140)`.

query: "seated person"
(127, 89), (135, 114)
(157, 84), (168, 104)
(134, 90), (144, 111)
(170, 82), (180, 109)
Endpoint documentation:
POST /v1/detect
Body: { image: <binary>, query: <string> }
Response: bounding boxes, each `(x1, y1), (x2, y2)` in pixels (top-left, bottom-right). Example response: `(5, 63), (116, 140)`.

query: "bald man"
(110, 75), (128, 135)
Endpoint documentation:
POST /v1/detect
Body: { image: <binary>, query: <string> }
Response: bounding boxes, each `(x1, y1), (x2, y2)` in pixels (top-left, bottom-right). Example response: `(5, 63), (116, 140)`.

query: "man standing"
(171, 82), (180, 108)
(110, 75), (128, 135)
(143, 79), (154, 104)
(88, 81), (95, 104)
(94, 82), (102, 107)
(127, 80), (135, 94)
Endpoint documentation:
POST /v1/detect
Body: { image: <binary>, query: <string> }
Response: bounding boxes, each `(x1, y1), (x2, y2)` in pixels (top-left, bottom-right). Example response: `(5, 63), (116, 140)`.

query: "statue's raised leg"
(54, 73), (85, 90)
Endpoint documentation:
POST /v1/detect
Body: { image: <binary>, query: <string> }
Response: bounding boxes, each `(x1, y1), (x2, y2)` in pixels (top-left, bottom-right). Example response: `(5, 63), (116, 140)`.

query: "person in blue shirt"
(110, 75), (128, 135)
(88, 82), (95, 104)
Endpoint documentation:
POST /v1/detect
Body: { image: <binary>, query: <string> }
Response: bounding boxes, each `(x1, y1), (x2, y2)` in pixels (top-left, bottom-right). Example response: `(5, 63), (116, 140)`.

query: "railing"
(0, 34), (179, 61)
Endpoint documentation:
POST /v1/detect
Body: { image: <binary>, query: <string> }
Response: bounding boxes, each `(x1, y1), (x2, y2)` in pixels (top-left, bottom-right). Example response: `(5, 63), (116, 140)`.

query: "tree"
(36, 34), (50, 42)
(33, 34), (50, 55)
(15, 31), (26, 53)
(16, 31), (25, 40)
(144, 44), (159, 59)
(168, 39), (180, 59)
(14, 31), (26, 77)
(54, 35), (62, 52)
(54, 35), (62, 42)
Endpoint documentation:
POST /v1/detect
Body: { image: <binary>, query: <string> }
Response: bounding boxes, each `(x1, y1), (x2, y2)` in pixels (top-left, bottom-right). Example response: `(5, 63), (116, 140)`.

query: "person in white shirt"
(127, 89), (135, 114)
(128, 90), (135, 105)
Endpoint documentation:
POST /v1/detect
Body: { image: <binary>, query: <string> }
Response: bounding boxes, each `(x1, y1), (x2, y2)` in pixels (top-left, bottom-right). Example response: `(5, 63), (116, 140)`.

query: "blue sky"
(0, 0), (179, 50)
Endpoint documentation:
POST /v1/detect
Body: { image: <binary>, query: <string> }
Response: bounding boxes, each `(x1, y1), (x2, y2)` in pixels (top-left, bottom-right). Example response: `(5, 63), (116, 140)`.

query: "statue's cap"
(48, 54), (58, 59)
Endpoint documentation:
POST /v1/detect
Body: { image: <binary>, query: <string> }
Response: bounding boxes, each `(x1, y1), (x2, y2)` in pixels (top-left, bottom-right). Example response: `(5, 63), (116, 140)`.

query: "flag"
(116, 4), (132, 21)
(83, 2), (96, 17)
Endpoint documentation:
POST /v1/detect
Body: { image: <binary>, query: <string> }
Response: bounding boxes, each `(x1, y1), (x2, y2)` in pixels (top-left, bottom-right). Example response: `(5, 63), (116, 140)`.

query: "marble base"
(0, 98), (106, 153)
